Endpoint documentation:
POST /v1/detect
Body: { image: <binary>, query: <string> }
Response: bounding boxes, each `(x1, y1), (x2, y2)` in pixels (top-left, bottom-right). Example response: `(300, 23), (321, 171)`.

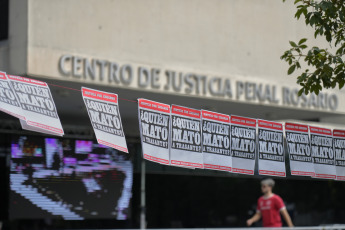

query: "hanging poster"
(309, 126), (336, 179)
(18, 119), (65, 136)
(7, 75), (64, 136)
(0, 72), (25, 120)
(202, 110), (231, 171)
(230, 115), (256, 175)
(285, 122), (314, 177)
(170, 105), (203, 168)
(258, 120), (285, 177)
(138, 98), (170, 164)
(82, 87), (128, 152)
(333, 129), (345, 181)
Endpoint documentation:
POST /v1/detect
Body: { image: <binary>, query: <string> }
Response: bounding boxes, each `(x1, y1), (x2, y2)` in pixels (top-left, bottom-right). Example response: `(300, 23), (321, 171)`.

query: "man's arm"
(246, 212), (261, 226)
(280, 208), (294, 227)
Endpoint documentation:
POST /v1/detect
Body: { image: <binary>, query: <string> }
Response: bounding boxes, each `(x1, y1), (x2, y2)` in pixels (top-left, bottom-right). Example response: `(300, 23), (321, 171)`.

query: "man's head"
(261, 178), (275, 195)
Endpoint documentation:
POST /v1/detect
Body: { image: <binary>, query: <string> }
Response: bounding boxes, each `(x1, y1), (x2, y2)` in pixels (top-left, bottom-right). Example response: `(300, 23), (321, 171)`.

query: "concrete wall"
(25, 0), (326, 82)
(8, 0), (27, 75)
(0, 41), (9, 72)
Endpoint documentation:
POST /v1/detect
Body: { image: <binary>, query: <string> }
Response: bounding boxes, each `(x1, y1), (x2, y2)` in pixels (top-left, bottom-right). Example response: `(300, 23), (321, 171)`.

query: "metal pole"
(140, 158), (146, 229)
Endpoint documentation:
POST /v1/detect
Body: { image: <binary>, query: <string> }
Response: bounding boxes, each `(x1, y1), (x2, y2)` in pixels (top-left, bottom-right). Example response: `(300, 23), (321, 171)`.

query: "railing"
(75, 227), (345, 230)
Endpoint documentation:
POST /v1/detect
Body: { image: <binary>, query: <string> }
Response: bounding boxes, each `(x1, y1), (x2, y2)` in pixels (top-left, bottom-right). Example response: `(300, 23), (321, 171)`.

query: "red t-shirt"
(257, 194), (286, 227)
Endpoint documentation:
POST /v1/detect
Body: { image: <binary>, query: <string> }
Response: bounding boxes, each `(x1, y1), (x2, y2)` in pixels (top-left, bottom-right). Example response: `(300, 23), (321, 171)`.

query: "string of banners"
(1, 72), (345, 180)
(138, 99), (345, 180)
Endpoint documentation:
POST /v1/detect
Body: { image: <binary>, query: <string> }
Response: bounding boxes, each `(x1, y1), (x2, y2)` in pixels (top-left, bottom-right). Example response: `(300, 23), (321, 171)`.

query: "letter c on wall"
(59, 55), (72, 76)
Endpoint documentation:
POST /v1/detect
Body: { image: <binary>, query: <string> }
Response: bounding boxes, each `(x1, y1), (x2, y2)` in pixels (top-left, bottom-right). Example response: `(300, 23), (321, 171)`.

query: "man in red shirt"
(246, 179), (294, 228)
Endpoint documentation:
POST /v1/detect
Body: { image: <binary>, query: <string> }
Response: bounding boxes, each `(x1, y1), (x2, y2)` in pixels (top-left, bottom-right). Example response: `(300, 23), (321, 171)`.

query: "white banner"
(258, 119), (286, 177)
(310, 126), (336, 179)
(0, 72), (25, 120)
(170, 105), (203, 168)
(7, 75), (64, 136)
(230, 115), (257, 175)
(82, 87), (128, 152)
(202, 110), (231, 171)
(138, 98), (170, 164)
(285, 122), (314, 177)
(333, 129), (345, 181)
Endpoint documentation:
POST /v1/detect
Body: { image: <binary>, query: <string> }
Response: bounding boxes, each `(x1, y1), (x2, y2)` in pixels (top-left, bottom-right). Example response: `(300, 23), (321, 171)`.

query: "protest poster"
(0, 72), (25, 120)
(82, 87), (128, 153)
(309, 126), (336, 179)
(333, 129), (345, 181)
(18, 119), (65, 136)
(285, 122), (314, 177)
(170, 105), (203, 168)
(138, 98), (170, 164)
(201, 110), (231, 171)
(230, 115), (256, 175)
(7, 75), (64, 136)
(258, 120), (286, 177)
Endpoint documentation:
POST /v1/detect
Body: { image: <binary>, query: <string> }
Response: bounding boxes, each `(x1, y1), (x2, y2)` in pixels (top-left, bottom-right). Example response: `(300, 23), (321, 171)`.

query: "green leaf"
(310, 15), (316, 26)
(298, 88), (304, 96)
(289, 41), (298, 47)
(325, 31), (332, 42)
(295, 9), (303, 19)
(301, 7), (308, 17)
(320, 2), (329, 11)
(313, 47), (321, 55)
(288, 65), (296, 75)
(298, 38), (307, 45)
(300, 73), (307, 80)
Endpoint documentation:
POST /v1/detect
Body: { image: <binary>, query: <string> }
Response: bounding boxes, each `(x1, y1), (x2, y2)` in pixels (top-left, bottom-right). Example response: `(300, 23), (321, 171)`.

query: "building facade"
(1, 0), (345, 228)
(1, 0), (345, 128)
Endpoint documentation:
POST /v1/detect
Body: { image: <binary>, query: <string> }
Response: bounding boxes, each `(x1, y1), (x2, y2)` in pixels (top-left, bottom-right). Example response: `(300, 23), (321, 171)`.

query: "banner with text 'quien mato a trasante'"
(0, 72), (25, 120)
(138, 98), (170, 164)
(258, 120), (286, 177)
(310, 126), (336, 179)
(201, 110), (231, 171)
(230, 115), (257, 175)
(82, 87), (128, 153)
(285, 122), (314, 177)
(170, 105), (203, 168)
(333, 129), (345, 181)
(7, 75), (64, 136)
